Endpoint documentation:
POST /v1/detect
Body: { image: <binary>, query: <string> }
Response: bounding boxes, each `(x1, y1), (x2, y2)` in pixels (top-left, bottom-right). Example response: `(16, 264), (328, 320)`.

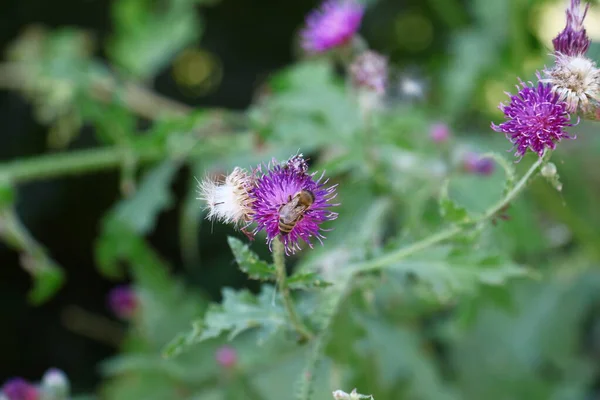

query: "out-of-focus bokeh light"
(172, 48), (223, 97)
(534, 0), (600, 47)
(393, 11), (433, 52)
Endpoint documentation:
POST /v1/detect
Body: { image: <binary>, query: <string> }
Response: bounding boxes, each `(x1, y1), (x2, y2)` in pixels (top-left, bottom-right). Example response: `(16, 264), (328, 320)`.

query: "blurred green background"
(1, 0), (600, 399)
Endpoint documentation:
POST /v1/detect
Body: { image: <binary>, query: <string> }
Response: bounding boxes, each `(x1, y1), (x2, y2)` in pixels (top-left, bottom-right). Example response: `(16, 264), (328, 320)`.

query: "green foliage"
(2, 0), (600, 399)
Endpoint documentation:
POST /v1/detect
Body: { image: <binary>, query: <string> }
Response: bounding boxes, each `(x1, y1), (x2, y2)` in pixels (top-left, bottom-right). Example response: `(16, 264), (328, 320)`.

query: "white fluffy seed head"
(542, 54), (600, 114)
(198, 167), (255, 226)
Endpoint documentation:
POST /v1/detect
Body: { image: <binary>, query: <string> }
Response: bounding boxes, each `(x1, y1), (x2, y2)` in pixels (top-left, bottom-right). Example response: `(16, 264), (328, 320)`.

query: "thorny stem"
(355, 153), (547, 273)
(273, 237), (315, 341)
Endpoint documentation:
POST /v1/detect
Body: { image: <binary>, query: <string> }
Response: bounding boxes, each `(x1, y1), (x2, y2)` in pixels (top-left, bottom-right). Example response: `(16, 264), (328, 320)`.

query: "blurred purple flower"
(429, 123), (451, 143)
(491, 77), (575, 159)
(215, 346), (238, 368)
(463, 153), (495, 176)
(349, 50), (388, 94)
(1, 378), (39, 400)
(250, 154), (338, 254)
(552, 0), (590, 56)
(107, 285), (137, 319)
(301, 0), (364, 53)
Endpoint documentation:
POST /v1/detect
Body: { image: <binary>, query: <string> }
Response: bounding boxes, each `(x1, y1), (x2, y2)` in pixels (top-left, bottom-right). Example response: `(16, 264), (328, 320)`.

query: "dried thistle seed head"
(542, 54), (600, 114)
(198, 167), (256, 227)
(349, 50), (388, 95)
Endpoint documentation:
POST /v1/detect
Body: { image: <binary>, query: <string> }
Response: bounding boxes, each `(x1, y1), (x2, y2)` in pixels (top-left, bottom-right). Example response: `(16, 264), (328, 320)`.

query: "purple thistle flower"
(552, 0), (590, 56)
(301, 0), (364, 54)
(107, 285), (137, 319)
(1, 378), (39, 400)
(250, 154), (338, 254)
(463, 153), (495, 176)
(491, 77), (575, 159)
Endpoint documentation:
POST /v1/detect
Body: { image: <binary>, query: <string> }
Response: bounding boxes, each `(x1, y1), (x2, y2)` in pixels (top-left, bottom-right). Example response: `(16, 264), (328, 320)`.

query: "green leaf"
(28, 260), (66, 305)
(163, 286), (285, 357)
(387, 246), (530, 301)
(110, 161), (179, 235)
(287, 272), (331, 290)
(227, 236), (276, 281)
(439, 180), (472, 224)
(0, 178), (15, 209)
(108, 0), (206, 79)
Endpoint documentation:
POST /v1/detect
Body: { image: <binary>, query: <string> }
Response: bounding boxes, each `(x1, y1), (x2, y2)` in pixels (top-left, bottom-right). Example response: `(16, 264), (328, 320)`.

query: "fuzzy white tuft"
(198, 167), (255, 226)
(543, 54), (600, 114)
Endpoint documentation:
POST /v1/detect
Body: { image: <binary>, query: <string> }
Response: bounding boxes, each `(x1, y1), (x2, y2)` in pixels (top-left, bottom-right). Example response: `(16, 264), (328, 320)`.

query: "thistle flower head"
(250, 154), (338, 254)
(552, 0), (590, 56)
(215, 345), (238, 368)
(491, 77), (575, 159)
(198, 167), (255, 227)
(1, 378), (39, 400)
(463, 153), (495, 175)
(301, 0), (364, 53)
(349, 50), (388, 94)
(107, 285), (137, 319)
(542, 54), (600, 114)
(429, 122), (451, 143)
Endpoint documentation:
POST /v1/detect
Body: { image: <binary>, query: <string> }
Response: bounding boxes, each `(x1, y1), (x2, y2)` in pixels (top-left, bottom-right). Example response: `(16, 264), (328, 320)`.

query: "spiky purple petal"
(491, 77), (575, 159)
(552, 0), (590, 56)
(250, 156), (338, 255)
(301, 0), (364, 53)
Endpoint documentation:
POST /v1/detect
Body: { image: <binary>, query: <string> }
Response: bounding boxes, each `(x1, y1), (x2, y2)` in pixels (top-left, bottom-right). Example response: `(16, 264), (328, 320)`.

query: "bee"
(278, 189), (315, 234)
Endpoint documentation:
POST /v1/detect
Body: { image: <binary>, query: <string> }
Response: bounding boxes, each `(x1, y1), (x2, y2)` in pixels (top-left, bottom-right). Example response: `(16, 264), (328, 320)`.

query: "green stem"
(354, 154), (546, 273)
(273, 237), (314, 341)
(0, 146), (164, 184)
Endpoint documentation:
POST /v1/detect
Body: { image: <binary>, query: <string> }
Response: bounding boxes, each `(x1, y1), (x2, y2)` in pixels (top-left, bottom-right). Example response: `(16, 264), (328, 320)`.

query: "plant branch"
(0, 146), (164, 184)
(273, 237), (315, 341)
(354, 154), (546, 273)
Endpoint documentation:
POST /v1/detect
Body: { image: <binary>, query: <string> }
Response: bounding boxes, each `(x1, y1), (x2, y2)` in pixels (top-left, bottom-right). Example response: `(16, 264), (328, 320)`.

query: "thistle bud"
(107, 285), (137, 319)
(40, 369), (69, 400)
(215, 345), (237, 369)
(429, 122), (450, 143)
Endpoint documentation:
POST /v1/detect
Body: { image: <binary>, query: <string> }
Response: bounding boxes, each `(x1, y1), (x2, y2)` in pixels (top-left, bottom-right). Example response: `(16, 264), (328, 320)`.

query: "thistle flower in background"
(552, 0), (590, 57)
(543, 0), (600, 117)
(492, 77), (575, 159)
(1, 378), (39, 400)
(250, 154), (338, 254)
(463, 152), (495, 176)
(429, 122), (451, 143)
(107, 285), (137, 319)
(349, 50), (388, 95)
(198, 167), (256, 227)
(215, 345), (238, 369)
(301, 0), (364, 53)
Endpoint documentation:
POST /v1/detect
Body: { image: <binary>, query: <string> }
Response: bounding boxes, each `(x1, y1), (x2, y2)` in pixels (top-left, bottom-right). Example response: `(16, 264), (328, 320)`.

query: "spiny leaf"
(163, 286), (285, 358)
(228, 236), (276, 281)
(287, 272), (332, 290)
(439, 180), (472, 225)
(110, 161), (179, 235)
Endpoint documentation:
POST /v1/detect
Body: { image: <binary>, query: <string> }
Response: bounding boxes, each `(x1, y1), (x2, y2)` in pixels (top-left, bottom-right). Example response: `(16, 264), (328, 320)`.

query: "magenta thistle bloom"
(107, 285), (137, 319)
(250, 154), (338, 254)
(2, 378), (39, 400)
(552, 0), (590, 56)
(301, 0), (364, 53)
(491, 77), (575, 159)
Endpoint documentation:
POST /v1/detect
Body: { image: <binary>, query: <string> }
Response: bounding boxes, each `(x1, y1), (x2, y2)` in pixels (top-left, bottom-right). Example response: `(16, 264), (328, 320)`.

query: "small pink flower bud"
(429, 123), (450, 143)
(215, 345), (237, 368)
